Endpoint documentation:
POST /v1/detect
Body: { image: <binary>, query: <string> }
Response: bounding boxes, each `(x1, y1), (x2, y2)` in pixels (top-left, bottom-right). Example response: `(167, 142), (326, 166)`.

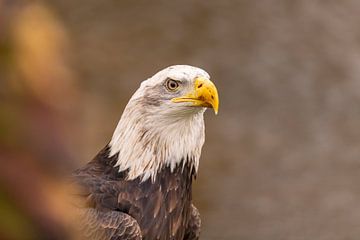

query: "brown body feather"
(73, 146), (201, 240)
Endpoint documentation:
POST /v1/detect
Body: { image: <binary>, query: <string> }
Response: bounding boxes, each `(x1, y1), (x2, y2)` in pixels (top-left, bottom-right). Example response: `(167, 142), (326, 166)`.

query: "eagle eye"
(165, 78), (180, 91)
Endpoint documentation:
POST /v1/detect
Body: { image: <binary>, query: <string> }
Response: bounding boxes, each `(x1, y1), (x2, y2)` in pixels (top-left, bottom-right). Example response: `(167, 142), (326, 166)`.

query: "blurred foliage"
(0, 186), (41, 240)
(0, 1), (79, 239)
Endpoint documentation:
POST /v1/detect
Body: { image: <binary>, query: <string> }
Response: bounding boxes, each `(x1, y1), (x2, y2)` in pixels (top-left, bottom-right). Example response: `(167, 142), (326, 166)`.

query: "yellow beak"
(172, 77), (219, 114)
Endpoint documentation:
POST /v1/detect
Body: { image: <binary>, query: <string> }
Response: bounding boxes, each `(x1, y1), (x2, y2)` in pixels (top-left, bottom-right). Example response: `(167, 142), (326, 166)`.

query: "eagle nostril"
(198, 83), (203, 88)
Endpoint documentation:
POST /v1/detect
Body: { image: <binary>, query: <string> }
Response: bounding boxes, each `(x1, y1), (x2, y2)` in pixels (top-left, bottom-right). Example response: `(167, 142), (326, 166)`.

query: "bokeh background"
(1, 0), (360, 239)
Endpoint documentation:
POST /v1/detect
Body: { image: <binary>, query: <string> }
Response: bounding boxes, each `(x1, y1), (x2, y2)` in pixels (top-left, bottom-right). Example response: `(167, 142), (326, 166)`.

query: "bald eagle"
(73, 65), (219, 240)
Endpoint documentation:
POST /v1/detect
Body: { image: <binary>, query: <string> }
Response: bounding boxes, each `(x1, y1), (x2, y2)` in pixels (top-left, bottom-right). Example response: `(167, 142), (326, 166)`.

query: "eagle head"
(109, 65), (219, 181)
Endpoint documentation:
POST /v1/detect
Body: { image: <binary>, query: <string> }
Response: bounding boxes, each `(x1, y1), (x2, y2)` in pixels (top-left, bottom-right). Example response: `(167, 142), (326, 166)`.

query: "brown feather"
(73, 145), (201, 240)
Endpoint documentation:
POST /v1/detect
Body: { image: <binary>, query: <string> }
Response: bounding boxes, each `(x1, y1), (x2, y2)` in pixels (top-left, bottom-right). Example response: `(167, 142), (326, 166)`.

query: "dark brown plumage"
(73, 146), (201, 240)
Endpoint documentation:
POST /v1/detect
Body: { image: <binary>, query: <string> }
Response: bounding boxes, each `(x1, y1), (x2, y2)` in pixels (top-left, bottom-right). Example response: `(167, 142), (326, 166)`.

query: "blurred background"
(1, 0), (360, 239)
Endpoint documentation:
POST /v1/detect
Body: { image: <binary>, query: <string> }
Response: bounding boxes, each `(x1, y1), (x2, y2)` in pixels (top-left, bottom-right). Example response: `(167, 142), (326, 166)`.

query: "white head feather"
(109, 65), (211, 181)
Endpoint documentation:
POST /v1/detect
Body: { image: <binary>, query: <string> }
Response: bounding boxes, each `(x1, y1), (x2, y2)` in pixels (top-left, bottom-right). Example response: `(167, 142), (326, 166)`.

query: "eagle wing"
(72, 159), (142, 240)
(184, 204), (201, 240)
(78, 208), (141, 240)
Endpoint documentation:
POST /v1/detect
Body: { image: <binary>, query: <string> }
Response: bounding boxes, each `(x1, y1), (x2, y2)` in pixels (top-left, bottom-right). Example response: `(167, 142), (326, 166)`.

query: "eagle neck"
(108, 100), (205, 182)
